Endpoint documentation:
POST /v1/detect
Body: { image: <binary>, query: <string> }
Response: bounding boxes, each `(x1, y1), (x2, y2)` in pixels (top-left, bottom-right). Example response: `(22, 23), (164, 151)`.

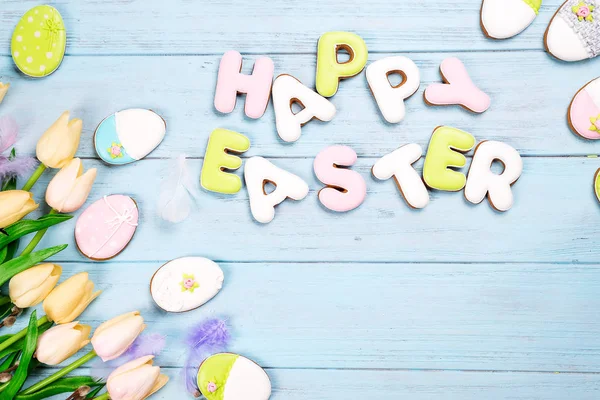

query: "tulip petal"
(36, 112), (82, 169)
(9, 263), (62, 308)
(61, 168), (97, 213)
(0, 191), (39, 228)
(43, 272), (101, 324)
(107, 356), (161, 400)
(92, 312), (146, 361)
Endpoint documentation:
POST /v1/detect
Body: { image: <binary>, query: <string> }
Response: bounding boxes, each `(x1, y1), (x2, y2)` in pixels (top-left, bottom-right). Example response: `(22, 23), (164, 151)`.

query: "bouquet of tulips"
(0, 113), (168, 399)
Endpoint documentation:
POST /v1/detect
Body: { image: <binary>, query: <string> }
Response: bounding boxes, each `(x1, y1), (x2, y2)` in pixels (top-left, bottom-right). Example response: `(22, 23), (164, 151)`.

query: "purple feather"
(182, 318), (231, 396)
(0, 116), (18, 154)
(0, 156), (37, 181)
(123, 333), (166, 360)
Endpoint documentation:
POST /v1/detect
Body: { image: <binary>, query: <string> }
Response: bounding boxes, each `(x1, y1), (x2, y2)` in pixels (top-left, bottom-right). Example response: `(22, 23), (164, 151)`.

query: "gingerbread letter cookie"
(366, 56), (420, 123)
(244, 157), (309, 224)
(568, 77), (600, 139)
(423, 126), (476, 192)
(481, 0), (541, 39)
(214, 51), (274, 119)
(372, 144), (430, 209)
(198, 353), (271, 400)
(465, 141), (523, 211)
(201, 128), (251, 194)
(272, 75), (336, 142)
(75, 195), (139, 261)
(313, 145), (366, 212)
(316, 32), (368, 97)
(424, 58), (490, 114)
(94, 109), (166, 166)
(150, 257), (224, 313)
(546, 0), (600, 61)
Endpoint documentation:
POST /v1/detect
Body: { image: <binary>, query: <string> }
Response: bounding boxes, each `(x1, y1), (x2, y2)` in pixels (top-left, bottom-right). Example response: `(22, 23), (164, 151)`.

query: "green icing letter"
(201, 128), (250, 194)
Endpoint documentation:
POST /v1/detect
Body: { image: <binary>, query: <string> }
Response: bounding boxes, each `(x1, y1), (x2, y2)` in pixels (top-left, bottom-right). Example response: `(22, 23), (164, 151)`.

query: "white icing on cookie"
(115, 109), (166, 160)
(372, 143), (429, 209)
(481, 0), (537, 39)
(150, 257), (224, 313)
(224, 356), (272, 400)
(244, 157), (309, 224)
(366, 56), (420, 123)
(546, 14), (589, 62)
(465, 141), (523, 212)
(272, 75), (336, 142)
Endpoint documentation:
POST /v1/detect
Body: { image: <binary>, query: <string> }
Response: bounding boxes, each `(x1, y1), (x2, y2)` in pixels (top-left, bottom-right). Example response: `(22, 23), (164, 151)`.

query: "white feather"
(157, 154), (201, 223)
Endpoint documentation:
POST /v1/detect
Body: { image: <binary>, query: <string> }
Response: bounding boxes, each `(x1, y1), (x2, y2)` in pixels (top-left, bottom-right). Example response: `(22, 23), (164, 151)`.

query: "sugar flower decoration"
(180, 273), (200, 293)
(590, 114), (600, 131)
(573, 2), (595, 21)
(108, 142), (124, 159)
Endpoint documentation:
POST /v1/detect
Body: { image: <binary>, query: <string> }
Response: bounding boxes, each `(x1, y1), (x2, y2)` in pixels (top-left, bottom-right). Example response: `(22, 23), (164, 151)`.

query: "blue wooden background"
(2, 0), (600, 398)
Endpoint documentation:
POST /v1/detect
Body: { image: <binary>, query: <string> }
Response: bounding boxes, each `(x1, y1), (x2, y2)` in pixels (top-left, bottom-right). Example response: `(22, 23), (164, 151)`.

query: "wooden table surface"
(2, 0), (600, 398)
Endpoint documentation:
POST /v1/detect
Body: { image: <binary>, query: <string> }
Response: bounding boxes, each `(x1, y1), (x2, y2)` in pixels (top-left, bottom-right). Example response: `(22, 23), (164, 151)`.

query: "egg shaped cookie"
(150, 257), (224, 313)
(198, 353), (271, 400)
(545, 0), (598, 62)
(94, 109), (166, 165)
(568, 77), (600, 139)
(75, 195), (139, 261)
(11, 5), (66, 78)
(481, 0), (540, 39)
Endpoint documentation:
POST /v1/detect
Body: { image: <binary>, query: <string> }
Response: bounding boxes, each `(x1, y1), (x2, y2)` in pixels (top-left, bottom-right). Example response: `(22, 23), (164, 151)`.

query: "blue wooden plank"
(1, 52), (599, 158)
(0, 0), (575, 55)
(21, 156), (600, 263)
(26, 368), (600, 400)
(10, 261), (600, 372)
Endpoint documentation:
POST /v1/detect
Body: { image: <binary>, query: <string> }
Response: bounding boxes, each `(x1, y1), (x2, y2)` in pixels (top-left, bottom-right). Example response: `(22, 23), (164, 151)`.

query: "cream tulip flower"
(0, 82), (9, 104)
(43, 272), (101, 324)
(45, 158), (97, 213)
(91, 311), (146, 361)
(106, 356), (169, 400)
(36, 322), (91, 365)
(0, 190), (38, 228)
(9, 263), (62, 308)
(36, 111), (82, 169)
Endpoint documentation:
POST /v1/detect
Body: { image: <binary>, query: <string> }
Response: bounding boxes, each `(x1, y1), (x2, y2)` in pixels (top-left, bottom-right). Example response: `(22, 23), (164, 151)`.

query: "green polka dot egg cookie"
(11, 5), (66, 78)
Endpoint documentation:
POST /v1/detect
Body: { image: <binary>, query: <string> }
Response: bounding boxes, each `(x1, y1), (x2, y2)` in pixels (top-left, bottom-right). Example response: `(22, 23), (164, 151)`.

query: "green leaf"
(4, 239), (20, 263)
(85, 384), (106, 399)
(15, 377), (103, 400)
(0, 311), (38, 399)
(0, 321), (51, 361)
(0, 247), (6, 265)
(0, 352), (18, 373)
(0, 215), (72, 250)
(0, 244), (67, 287)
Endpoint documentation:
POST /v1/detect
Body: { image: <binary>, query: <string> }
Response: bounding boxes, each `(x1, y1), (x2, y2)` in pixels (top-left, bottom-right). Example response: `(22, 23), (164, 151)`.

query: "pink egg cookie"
(75, 195), (139, 261)
(569, 77), (600, 140)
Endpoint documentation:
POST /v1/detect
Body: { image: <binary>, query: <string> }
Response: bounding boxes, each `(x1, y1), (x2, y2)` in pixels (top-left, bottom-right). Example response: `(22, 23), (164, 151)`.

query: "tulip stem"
(20, 349), (97, 395)
(19, 209), (59, 256)
(0, 315), (48, 354)
(21, 163), (47, 192)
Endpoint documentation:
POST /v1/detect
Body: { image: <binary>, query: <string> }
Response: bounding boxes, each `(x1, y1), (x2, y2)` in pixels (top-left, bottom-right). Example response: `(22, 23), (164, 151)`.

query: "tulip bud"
(0, 82), (9, 104)
(36, 322), (91, 365)
(36, 111), (82, 169)
(45, 158), (97, 213)
(9, 263), (62, 308)
(106, 356), (168, 400)
(0, 190), (38, 228)
(43, 272), (101, 324)
(91, 311), (146, 362)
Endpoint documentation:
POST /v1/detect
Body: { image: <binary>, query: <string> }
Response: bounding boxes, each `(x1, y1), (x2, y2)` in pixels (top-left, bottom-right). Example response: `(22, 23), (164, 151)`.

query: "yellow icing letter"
(316, 31), (368, 97)
(423, 126), (476, 191)
(201, 128), (251, 194)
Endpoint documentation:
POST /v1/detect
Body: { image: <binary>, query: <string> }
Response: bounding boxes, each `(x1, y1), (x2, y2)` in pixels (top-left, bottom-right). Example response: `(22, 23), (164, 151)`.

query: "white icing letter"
(244, 157), (309, 224)
(273, 75), (336, 142)
(366, 56), (420, 123)
(465, 141), (523, 212)
(372, 144), (429, 209)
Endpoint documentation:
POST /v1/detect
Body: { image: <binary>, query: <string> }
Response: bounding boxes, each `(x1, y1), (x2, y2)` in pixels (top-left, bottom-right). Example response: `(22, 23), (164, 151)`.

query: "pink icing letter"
(313, 145), (367, 212)
(214, 50), (275, 119)
(424, 57), (490, 113)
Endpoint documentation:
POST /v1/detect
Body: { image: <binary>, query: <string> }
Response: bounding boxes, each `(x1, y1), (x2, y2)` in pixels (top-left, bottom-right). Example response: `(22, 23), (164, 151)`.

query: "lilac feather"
(182, 318), (230, 396)
(0, 156), (37, 181)
(0, 116), (18, 154)
(122, 333), (166, 360)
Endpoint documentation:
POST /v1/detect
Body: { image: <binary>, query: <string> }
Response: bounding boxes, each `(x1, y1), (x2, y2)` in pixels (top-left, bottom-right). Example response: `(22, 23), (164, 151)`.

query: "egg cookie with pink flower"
(568, 77), (600, 139)
(198, 353), (271, 400)
(75, 195), (139, 261)
(150, 257), (224, 313)
(545, 0), (600, 61)
(94, 109), (166, 165)
(481, 0), (541, 39)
